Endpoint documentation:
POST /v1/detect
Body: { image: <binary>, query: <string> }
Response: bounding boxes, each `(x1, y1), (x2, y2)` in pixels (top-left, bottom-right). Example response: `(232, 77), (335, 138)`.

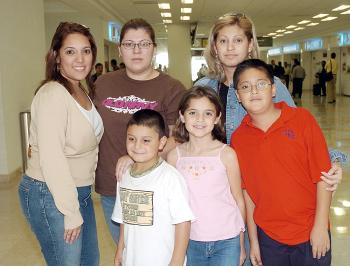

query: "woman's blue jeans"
(18, 175), (99, 266)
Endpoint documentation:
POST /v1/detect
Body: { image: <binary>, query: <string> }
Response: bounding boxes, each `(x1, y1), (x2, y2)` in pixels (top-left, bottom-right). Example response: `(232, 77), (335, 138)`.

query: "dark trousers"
(292, 78), (303, 98)
(284, 75), (290, 90)
(257, 227), (331, 266)
(320, 81), (326, 96)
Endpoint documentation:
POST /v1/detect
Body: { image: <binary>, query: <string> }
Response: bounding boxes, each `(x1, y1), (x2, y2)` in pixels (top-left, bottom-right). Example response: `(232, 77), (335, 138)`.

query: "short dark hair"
(120, 18), (156, 45)
(127, 109), (166, 138)
(95, 63), (103, 68)
(233, 59), (274, 90)
(331, 52), (336, 59)
(111, 59), (117, 66)
(174, 86), (226, 143)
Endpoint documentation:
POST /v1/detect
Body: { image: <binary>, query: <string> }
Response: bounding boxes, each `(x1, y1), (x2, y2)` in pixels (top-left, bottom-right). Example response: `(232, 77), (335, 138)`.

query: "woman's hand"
(115, 155), (134, 181)
(321, 163), (342, 191)
(64, 225), (81, 244)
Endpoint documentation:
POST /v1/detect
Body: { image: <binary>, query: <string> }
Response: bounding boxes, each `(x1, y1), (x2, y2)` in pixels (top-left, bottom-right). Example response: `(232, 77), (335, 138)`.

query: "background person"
(326, 52), (337, 103)
(18, 22), (103, 266)
(91, 62), (103, 83)
(93, 18), (186, 244)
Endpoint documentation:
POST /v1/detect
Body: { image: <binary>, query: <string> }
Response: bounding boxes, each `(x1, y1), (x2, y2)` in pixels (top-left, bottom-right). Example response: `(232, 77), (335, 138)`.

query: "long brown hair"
(174, 86), (226, 143)
(36, 22), (97, 97)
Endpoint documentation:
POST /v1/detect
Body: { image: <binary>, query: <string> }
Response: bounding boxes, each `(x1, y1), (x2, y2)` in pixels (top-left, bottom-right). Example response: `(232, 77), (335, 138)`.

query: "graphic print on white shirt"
(120, 188), (154, 226)
(102, 95), (158, 114)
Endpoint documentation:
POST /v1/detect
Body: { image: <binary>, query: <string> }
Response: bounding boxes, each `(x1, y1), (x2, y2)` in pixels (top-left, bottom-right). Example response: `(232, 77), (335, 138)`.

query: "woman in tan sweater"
(18, 22), (103, 266)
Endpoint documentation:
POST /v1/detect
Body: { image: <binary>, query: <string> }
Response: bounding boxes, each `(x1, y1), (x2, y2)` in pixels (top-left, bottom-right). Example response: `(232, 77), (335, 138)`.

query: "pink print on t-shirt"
(102, 95), (158, 114)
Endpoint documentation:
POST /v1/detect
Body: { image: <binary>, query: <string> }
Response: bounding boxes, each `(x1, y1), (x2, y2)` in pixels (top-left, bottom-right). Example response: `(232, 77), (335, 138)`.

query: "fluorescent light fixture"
(307, 22), (319, 26)
(181, 8), (192, 13)
(332, 5), (350, 11)
(267, 33), (277, 36)
(163, 19), (172, 23)
(276, 29), (286, 33)
(180, 16), (190, 20)
(276, 34), (284, 37)
(341, 200), (350, 207)
(262, 35), (269, 37)
(313, 13), (328, 18)
(272, 37), (277, 39)
(321, 16), (338, 21)
(284, 31), (293, 34)
(181, 0), (193, 4)
(158, 3), (170, 9)
(294, 27), (304, 31)
(298, 20), (310, 24)
(341, 9), (350, 14)
(161, 12), (172, 17)
(286, 25), (297, 29)
(165, 29), (168, 32)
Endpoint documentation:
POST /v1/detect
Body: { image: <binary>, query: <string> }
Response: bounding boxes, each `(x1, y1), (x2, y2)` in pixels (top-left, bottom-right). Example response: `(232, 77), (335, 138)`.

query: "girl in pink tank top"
(167, 86), (246, 266)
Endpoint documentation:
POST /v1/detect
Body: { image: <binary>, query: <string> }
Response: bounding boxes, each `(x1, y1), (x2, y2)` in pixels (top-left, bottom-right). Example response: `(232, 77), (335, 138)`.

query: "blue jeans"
(187, 236), (241, 266)
(18, 175), (99, 266)
(100, 195), (120, 244)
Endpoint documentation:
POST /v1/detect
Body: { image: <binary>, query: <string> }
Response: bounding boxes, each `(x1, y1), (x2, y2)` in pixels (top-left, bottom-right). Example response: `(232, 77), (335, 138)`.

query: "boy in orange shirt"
(231, 59), (333, 266)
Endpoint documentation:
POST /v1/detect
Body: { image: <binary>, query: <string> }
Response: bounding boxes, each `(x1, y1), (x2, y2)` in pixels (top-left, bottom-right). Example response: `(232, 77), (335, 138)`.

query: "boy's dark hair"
(127, 109), (166, 138)
(174, 86), (226, 143)
(233, 59), (274, 90)
(331, 52), (336, 59)
(111, 59), (117, 66)
(95, 63), (103, 68)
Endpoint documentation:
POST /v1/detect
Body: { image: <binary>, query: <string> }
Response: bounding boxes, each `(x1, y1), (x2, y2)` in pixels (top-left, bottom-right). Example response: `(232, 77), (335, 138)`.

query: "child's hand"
(320, 163), (342, 191)
(250, 240), (263, 266)
(114, 247), (123, 266)
(115, 155), (134, 181)
(239, 246), (246, 266)
(310, 225), (330, 259)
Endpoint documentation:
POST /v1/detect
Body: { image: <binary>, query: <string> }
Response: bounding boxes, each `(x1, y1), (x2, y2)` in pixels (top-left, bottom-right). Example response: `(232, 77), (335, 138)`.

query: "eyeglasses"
(121, 40), (155, 50)
(237, 80), (272, 93)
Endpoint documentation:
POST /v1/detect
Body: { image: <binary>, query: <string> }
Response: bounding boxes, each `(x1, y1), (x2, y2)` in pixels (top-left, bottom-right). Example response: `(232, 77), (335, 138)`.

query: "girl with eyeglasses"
(93, 18), (186, 245)
(195, 12), (344, 266)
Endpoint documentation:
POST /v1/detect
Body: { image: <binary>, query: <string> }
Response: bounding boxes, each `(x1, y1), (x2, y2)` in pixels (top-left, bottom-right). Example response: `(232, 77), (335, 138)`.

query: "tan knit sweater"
(26, 81), (103, 229)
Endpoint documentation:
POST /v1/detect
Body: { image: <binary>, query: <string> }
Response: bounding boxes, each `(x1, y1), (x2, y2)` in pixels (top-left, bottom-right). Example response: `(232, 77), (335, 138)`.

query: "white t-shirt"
(112, 160), (195, 266)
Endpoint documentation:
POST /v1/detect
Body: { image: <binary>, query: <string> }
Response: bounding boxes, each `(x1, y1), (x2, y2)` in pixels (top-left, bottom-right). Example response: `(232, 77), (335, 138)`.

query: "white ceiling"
(45, 0), (350, 46)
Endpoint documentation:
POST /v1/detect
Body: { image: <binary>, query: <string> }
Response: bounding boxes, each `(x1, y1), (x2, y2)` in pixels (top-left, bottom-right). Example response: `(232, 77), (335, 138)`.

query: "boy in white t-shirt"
(112, 109), (194, 266)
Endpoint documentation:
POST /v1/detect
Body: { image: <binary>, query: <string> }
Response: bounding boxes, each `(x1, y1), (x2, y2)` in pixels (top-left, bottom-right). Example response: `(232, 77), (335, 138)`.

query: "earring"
(248, 50), (252, 59)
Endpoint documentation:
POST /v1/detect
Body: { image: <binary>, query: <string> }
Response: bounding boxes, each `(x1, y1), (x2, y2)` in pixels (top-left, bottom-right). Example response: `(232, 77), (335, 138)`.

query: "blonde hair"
(204, 13), (260, 82)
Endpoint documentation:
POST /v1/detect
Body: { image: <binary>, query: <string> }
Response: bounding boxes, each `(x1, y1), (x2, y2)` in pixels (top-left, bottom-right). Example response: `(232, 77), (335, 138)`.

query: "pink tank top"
(176, 144), (245, 241)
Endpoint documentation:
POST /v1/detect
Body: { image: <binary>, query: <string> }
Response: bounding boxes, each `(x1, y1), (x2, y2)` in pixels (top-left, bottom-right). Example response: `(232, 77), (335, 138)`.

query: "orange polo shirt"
(231, 102), (331, 245)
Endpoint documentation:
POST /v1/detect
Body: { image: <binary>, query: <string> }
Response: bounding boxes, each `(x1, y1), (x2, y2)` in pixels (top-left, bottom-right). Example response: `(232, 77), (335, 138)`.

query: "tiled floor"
(0, 91), (349, 265)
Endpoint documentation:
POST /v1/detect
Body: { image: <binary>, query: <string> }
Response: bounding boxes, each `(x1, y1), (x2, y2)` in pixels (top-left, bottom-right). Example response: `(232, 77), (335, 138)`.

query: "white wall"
(0, 0), (46, 175)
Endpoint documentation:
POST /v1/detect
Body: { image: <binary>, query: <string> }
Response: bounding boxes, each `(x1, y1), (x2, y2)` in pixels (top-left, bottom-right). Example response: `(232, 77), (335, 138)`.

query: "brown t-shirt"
(94, 69), (186, 196)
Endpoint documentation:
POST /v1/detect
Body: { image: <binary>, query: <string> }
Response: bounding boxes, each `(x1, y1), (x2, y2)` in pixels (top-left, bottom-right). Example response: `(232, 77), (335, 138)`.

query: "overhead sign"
(305, 38), (323, 51)
(338, 32), (350, 46)
(108, 22), (121, 43)
(268, 47), (282, 56)
(283, 43), (300, 54)
(257, 37), (273, 47)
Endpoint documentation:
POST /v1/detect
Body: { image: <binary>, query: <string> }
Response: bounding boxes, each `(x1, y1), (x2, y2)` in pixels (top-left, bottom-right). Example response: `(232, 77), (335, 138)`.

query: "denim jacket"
(194, 76), (348, 165)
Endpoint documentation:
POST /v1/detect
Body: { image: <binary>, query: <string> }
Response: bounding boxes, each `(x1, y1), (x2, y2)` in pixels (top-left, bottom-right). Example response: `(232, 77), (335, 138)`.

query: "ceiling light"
(262, 35), (269, 37)
(181, 0), (193, 4)
(341, 9), (350, 14)
(336, 226), (348, 234)
(313, 13), (329, 18)
(294, 27), (304, 31)
(180, 16), (190, 20)
(161, 12), (172, 17)
(307, 22), (319, 26)
(267, 33), (277, 36)
(286, 25), (297, 29)
(321, 16), (338, 21)
(158, 3), (170, 9)
(284, 31), (293, 34)
(298, 20), (310, 24)
(332, 5), (350, 11)
(276, 29), (286, 33)
(272, 37), (277, 39)
(181, 8), (192, 13)
(163, 19), (172, 23)
(276, 34), (284, 37)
